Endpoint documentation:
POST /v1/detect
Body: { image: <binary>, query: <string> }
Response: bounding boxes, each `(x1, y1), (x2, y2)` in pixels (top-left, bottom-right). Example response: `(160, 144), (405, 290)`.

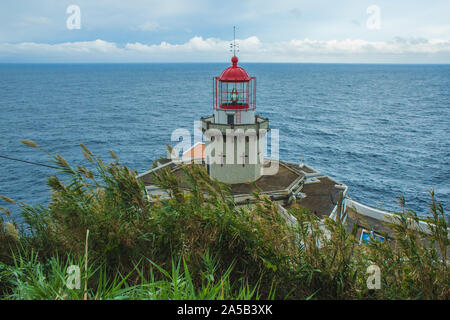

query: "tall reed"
(0, 141), (448, 299)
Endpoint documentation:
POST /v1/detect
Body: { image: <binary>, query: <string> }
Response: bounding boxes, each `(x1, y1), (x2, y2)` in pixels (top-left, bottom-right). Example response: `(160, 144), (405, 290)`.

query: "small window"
(227, 114), (234, 125)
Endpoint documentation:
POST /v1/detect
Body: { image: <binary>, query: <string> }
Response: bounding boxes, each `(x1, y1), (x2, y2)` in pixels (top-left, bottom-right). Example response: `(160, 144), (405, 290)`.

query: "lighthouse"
(139, 40), (348, 226)
(200, 55), (269, 184)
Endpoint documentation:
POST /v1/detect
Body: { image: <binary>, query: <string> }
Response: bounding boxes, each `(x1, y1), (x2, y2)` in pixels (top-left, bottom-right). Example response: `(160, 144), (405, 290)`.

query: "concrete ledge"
(345, 198), (444, 236)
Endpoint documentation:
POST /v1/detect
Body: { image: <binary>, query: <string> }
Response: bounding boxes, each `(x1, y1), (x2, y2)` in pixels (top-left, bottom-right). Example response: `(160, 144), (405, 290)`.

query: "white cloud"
(125, 36), (261, 54)
(0, 36), (449, 63)
(279, 38), (450, 55)
(0, 39), (120, 55)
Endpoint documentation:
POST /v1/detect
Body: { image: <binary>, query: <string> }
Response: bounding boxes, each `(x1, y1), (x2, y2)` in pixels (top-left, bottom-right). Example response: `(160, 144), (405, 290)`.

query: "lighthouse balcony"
(201, 115), (269, 134)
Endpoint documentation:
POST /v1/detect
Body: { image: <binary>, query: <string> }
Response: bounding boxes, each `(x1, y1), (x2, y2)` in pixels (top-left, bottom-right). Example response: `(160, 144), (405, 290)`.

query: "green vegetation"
(0, 141), (448, 300)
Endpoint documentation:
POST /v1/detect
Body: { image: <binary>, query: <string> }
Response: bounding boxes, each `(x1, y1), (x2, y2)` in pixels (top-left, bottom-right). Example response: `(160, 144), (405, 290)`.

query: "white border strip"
(346, 198), (436, 235)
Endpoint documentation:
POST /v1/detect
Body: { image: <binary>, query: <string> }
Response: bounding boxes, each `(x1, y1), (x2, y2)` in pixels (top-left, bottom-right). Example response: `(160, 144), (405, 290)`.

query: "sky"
(0, 0), (449, 63)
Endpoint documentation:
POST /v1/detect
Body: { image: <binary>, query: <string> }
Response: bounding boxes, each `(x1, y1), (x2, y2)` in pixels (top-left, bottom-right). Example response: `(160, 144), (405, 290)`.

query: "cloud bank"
(1, 36), (449, 63)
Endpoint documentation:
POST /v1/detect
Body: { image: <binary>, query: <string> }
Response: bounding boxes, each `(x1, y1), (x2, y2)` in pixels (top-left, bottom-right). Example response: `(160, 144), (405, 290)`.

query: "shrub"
(0, 141), (448, 299)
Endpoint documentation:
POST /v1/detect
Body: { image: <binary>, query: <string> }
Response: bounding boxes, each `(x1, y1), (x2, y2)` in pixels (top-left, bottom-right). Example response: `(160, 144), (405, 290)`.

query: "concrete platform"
(138, 158), (346, 222)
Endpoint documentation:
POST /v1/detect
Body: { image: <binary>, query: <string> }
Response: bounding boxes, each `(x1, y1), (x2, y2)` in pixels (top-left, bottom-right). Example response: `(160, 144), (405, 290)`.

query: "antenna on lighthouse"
(229, 26), (239, 56)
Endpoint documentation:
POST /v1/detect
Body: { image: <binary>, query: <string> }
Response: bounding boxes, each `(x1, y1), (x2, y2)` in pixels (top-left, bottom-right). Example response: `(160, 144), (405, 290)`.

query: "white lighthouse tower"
(201, 55), (269, 184)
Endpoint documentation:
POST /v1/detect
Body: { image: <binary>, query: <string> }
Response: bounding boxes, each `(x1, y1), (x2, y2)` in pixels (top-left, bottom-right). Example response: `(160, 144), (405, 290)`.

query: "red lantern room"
(213, 56), (256, 111)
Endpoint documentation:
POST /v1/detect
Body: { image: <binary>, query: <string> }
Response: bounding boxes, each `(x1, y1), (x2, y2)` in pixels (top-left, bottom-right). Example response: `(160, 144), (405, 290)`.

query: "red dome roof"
(218, 56), (251, 82)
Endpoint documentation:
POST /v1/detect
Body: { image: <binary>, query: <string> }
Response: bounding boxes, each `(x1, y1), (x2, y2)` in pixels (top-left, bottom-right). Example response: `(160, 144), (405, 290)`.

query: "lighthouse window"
(227, 114), (234, 125)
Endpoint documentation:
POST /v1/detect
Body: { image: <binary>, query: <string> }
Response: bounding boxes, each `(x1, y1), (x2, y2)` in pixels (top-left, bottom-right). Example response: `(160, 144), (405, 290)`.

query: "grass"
(0, 248), (262, 300)
(0, 141), (448, 300)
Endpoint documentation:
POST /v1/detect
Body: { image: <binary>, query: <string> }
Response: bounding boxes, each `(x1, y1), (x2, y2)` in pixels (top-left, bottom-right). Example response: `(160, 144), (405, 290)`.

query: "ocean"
(0, 63), (449, 220)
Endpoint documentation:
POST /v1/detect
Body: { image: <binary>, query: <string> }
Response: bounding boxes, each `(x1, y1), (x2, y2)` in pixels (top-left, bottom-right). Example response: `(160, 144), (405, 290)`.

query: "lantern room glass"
(219, 81), (249, 107)
(213, 76), (255, 111)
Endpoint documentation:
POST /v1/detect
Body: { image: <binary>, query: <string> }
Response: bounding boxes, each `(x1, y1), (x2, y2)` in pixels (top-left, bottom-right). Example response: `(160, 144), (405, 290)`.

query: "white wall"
(214, 109), (255, 125)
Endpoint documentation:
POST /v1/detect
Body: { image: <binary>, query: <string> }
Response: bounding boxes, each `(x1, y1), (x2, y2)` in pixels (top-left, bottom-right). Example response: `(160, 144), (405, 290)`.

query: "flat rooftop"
(291, 176), (342, 219)
(345, 207), (395, 239)
(139, 159), (305, 196)
(230, 161), (303, 195)
(138, 157), (346, 221)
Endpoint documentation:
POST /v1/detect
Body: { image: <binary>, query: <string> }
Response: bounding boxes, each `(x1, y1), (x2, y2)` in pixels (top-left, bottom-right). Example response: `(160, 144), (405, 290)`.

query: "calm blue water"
(0, 63), (449, 220)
